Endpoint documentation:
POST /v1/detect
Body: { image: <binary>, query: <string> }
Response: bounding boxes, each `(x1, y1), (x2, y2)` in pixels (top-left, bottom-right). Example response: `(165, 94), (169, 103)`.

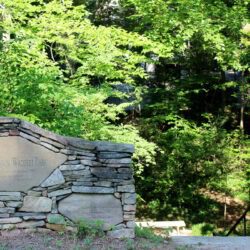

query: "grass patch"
(76, 218), (105, 238)
(135, 226), (164, 243)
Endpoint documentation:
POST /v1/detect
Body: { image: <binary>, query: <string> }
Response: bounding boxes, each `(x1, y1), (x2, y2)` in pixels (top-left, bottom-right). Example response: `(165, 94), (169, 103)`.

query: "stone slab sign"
(0, 117), (136, 238)
(0, 137), (67, 192)
(58, 194), (123, 225)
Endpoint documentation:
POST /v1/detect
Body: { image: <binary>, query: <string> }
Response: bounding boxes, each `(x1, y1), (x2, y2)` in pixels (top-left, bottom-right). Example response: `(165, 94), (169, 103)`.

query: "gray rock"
(20, 132), (41, 144)
(14, 212), (46, 217)
(19, 196), (52, 212)
(47, 214), (66, 225)
(16, 220), (45, 228)
(94, 141), (134, 153)
(0, 217), (22, 224)
(41, 169), (65, 187)
(123, 205), (136, 211)
(93, 181), (112, 187)
(59, 164), (86, 171)
(80, 160), (101, 166)
(23, 215), (46, 220)
(51, 197), (58, 214)
(6, 201), (22, 208)
(0, 207), (15, 213)
(0, 192), (22, 201)
(126, 221), (136, 228)
(40, 137), (64, 149)
(0, 224), (16, 230)
(41, 142), (59, 152)
(58, 194), (123, 225)
(117, 185), (135, 193)
(72, 186), (114, 193)
(0, 202), (4, 208)
(99, 158), (132, 164)
(98, 152), (131, 159)
(123, 212), (135, 221)
(48, 189), (72, 198)
(0, 214), (10, 218)
(63, 160), (80, 165)
(27, 191), (42, 197)
(122, 193), (136, 205)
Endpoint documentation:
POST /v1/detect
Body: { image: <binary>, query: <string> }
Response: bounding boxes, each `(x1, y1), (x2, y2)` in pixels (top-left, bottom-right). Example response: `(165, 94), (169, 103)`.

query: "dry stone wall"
(0, 117), (136, 238)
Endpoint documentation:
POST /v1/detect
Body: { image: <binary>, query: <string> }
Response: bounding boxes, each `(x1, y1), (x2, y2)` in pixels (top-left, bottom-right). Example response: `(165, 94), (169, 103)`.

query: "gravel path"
(170, 236), (250, 250)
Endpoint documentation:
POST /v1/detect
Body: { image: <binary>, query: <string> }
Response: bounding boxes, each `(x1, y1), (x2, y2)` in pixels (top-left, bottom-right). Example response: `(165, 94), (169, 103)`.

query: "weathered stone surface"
(98, 152), (131, 159)
(123, 212), (135, 221)
(117, 185), (135, 193)
(126, 221), (136, 228)
(27, 191), (42, 197)
(0, 217), (22, 224)
(6, 201), (22, 208)
(0, 192), (22, 201)
(23, 215), (46, 220)
(0, 202), (4, 208)
(16, 220), (45, 228)
(58, 194), (123, 225)
(0, 214), (10, 218)
(100, 158), (132, 164)
(40, 137), (64, 149)
(72, 186), (114, 193)
(0, 207), (15, 213)
(14, 212), (46, 217)
(20, 132), (40, 144)
(47, 214), (66, 225)
(41, 169), (65, 187)
(0, 224), (15, 230)
(19, 196), (52, 212)
(123, 205), (136, 211)
(59, 164), (86, 171)
(48, 189), (72, 198)
(94, 141), (134, 153)
(80, 160), (101, 166)
(0, 137), (67, 191)
(122, 193), (136, 205)
(93, 181), (112, 187)
(107, 228), (135, 238)
(46, 223), (65, 232)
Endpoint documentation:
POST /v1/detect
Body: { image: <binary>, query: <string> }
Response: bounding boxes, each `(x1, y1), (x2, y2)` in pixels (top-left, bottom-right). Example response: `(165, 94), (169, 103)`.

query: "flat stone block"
(72, 186), (114, 193)
(58, 194), (123, 225)
(0, 217), (22, 224)
(19, 196), (52, 212)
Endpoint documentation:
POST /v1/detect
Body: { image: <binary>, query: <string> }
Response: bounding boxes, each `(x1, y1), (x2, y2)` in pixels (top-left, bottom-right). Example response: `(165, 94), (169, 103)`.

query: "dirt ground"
(0, 230), (172, 250)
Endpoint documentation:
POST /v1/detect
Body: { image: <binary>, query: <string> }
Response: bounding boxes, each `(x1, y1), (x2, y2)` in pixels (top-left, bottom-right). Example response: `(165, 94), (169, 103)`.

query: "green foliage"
(135, 226), (164, 243)
(136, 115), (249, 222)
(76, 219), (105, 238)
(124, 0), (249, 70)
(192, 223), (216, 236)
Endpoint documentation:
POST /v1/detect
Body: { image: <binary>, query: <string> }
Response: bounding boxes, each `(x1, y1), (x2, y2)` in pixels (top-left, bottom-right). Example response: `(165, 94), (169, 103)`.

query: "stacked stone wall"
(0, 117), (135, 238)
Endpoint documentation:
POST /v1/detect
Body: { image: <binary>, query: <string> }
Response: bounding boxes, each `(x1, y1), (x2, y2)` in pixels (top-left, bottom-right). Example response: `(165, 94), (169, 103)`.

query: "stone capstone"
(58, 194), (123, 226)
(0, 137), (67, 192)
